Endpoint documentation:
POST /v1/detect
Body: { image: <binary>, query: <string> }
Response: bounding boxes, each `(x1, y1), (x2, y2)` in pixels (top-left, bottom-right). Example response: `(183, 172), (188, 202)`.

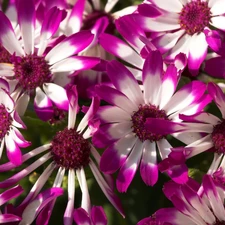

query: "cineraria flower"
(157, 82), (225, 165)
(0, 185), (23, 223)
(133, 0), (225, 75)
(138, 175), (225, 225)
(0, 0), (99, 109)
(0, 78), (30, 165)
(0, 85), (123, 225)
(74, 206), (107, 225)
(93, 50), (210, 192)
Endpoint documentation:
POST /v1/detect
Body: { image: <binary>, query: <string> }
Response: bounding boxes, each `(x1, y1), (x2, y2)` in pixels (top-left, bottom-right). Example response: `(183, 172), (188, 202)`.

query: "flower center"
(49, 106), (66, 125)
(0, 104), (12, 141)
(12, 54), (51, 92)
(50, 128), (91, 169)
(211, 120), (225, 154)
(214, 218), (225, 225)
(131, 104), (168, 142)
(0, 44), (11, 63)
(179, 0), (211, 35)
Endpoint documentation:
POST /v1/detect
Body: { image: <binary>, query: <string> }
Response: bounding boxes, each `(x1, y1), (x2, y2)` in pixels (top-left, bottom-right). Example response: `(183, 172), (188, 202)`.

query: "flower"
(132, 0), (225, 75)
(162, 82), (225, 164)
(0, 85), (124, 225)
(93, 50), (209, 192)
(0, 0), (99, 112)
(74, 206), (107, 225)
(138, 174), (225, 225)
(0, 78), (30, 165)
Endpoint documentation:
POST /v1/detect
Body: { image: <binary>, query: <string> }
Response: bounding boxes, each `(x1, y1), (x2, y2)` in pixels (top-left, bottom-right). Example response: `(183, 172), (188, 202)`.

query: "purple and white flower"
(0, 85), (124, 225)
(0, 78), (30, 166)
(0, 0), (99, 111)
(93, 50), (209, 192)
(133, 0), (225, 75)
(138, 174), (225, 225)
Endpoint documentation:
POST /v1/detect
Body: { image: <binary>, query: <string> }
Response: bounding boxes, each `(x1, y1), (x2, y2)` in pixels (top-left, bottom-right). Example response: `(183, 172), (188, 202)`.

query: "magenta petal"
(106, 60), (143, 106)
(204, 29), (222, 54)
(208, 82), (225, 118)
(145, 118), (185, 135)
(0, 11), (24, 56)
(116, 15), (146, 50)
(5, 136), (22, 166)
(46, 30), (94, 65)
(140, 141), (158, 186)
(204, 56), (225, 79)
(41, 7), (66, 40)
(0, 185), (23, 205)
(116, 139), (143, 192)
(138, 3), (162, 17)
(73, 208), (91, 225)
(0, 214), (21, 223)
(91, 206), (107, 225)
(167, 163), (189, 184)
(17, 0), (35, 54)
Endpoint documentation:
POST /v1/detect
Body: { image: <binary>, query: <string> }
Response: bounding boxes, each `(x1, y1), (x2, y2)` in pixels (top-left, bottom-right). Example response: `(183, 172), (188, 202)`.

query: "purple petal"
(140, 141), (158, 186)
(204, 56), (225, 79)
(45, 30), (94, 65)
(5, 135), (22, 166)
(73, 208), (91, 225)
(95, 85), (137, 113)
(99, 33), (144, 68)
(43, 83), (69, 111)
(205, 29), (222, 54)
(34, 87), (54, 121)
(164, 81), (206, 115)
(188, 33), (208, 76)
(0, 11), (24, 56)
(0, 214), (21, 223)
(17, 0), (35, 54)
(116, 15), (146, 50)
(91, 206), (107, 225)
(159, 64), (178, 109)
(116, 139), (143, 192)
(138, 3), (162, 17)
(106, 60), (144, 106)
(50, 56), (100, 72)
(0, 185), (23, 206)
(100, 133), (137, 173)
(208, 82), (225, 118)
(142, 50), (163, 105)
(66, 0), (86, 34)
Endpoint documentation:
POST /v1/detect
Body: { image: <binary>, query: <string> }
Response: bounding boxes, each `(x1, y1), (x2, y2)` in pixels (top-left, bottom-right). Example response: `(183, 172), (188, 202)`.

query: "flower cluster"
(0, 0), (225, 224)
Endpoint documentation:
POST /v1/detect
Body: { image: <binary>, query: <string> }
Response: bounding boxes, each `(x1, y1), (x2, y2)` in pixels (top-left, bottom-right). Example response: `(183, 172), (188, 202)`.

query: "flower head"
(138, 175), (225, 225)
(93, 50), (209, 192)
(0, 85), (123, 225)
(133, 0), (225, 75)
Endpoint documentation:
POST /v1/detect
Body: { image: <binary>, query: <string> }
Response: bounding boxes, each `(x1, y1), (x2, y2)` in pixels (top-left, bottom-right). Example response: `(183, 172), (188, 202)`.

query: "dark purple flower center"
(211, 120), (225, 154)
(12, 54), (51, 92)
(0, 44), (11, 63)
(49, 106), (66, 125)
(82, 10), (114, 34)
(50, 128), (91, 169)
(131, 104), (168, 142)
(179, 0), (211, 35)
(214, 218), (225, 225)
(0, 105), (12, 141)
